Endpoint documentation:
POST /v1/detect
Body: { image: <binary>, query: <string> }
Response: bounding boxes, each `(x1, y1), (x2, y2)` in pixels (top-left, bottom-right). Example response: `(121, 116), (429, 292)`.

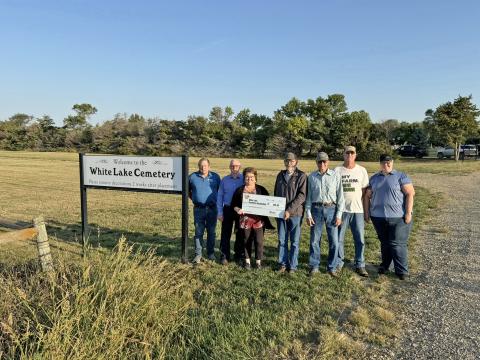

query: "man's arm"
(401, 183), (415, 224)
(216, 178), (225, 220)
(363, 188), (372, 223)
(305, 175), (315, 226)
(188, 176), (193, 200)
(334, 173), (344, 226)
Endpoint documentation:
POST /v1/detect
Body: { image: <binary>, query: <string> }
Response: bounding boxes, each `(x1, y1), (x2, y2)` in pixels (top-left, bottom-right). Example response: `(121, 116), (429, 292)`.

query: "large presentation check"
(242, 193), (286, 218)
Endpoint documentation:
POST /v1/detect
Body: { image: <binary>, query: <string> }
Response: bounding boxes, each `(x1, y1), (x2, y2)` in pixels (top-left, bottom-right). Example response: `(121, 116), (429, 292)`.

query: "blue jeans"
(193, 206), (217, 257)
(309, 205), (339, 271)
(371, 217), (412, 275)
(277, 216), (302, 270)
(337, 212), (365, 269)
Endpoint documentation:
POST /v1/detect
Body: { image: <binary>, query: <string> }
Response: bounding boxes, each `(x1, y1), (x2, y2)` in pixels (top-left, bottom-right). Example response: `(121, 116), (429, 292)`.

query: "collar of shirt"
(196, 171), (212, 179)
(315, 168), (334, 177)
(377, 169), (398, 177)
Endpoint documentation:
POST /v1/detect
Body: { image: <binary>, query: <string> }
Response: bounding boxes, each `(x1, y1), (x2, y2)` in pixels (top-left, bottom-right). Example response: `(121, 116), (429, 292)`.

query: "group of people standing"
(188, 146), (415, 280)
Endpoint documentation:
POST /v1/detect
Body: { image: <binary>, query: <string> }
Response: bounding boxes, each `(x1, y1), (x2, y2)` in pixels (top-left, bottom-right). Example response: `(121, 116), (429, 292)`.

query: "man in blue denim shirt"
(189, 158), (221, 264)
(216, 159), (244, 264)
(305, 152), (345, 277)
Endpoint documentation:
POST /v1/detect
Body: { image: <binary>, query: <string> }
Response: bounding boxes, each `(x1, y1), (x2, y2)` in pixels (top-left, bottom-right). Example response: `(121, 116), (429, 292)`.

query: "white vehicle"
(437, 145), (478, 159)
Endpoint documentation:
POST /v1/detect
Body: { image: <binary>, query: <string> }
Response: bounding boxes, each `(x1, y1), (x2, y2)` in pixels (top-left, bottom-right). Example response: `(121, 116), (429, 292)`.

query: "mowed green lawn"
(0, 151), (476, 359)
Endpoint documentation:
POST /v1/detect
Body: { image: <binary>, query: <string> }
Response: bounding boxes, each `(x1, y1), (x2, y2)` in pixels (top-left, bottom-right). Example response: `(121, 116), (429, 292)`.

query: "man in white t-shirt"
(335, 145), (369, 277)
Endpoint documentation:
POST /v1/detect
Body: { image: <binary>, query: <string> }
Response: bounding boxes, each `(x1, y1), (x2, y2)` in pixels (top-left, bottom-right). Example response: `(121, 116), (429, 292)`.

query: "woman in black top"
(231, 167), (274, 269)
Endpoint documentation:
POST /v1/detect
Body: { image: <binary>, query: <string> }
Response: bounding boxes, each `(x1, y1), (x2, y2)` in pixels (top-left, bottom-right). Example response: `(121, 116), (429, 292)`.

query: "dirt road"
(393, 172), (480, 359)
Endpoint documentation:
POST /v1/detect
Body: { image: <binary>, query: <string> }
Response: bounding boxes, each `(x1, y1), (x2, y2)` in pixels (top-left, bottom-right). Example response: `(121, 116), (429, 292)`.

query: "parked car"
(437, 144), (478, 159)
(436, 146), (454, 159)
(396, 145), (427, 158)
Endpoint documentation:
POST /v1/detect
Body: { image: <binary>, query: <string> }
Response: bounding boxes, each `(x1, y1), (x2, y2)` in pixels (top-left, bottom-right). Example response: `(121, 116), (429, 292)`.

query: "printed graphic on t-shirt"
(335, 165), (369, 213)
(341, 174), (359, 192)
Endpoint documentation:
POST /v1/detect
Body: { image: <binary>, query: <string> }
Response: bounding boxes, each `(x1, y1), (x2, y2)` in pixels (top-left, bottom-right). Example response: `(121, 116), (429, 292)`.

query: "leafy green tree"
(330, 111), (372, 155)
(64, 103), (97, 128)
(391, 122), (429, 147)
(425, 95), (480, 160)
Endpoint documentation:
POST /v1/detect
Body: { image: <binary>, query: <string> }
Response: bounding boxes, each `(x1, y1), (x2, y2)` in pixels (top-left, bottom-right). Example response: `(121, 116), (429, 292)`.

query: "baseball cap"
(316, 152), (329, 161)
(344, 145), (356, 153)
(284, 152), (297, 161)
(379, 154), (393, 162)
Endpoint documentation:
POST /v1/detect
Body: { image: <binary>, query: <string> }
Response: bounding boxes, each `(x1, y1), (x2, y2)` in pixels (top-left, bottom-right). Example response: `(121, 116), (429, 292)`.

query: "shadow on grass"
(45, 220), (185, 261)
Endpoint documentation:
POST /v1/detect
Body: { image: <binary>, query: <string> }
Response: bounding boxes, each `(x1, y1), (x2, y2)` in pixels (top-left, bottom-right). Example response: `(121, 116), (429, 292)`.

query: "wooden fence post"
(33, 216), (54, 272)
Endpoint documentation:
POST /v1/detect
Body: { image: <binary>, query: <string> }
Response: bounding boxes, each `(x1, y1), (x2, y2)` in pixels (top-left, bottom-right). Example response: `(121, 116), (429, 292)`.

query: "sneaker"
(378, 266), (387, 275)
(327, 270), (338, 278)
(244, 262), (251, 270)
(288, 268), (296, 274)
(255, 262), (262, 270)
(277, 265), (287, 274)
(220, 258), (228, 266)
(309, 268), (319, 277)
(355, 267), (369, 277)
(192, 255), (202, 264)
(207, 254), (216, 261)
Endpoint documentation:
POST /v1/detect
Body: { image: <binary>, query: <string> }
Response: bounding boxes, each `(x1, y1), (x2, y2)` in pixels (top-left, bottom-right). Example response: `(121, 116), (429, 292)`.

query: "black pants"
(243, 227), (264, 260)
(220, 205), (241, 261)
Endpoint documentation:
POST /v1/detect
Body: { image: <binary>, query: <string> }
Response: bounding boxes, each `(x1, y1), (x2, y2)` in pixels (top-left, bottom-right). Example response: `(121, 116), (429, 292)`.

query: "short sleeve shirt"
(368, 170), (412, 218)
(189, 171), (221, 207)
(335, 165), (369, 213)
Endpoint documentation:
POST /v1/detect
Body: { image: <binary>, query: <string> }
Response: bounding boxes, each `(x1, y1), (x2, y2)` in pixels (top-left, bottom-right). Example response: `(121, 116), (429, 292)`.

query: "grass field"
(0, 151), (477, 359)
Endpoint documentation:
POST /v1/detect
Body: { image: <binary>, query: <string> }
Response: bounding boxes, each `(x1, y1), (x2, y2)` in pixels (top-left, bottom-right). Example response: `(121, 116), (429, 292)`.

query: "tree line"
(1, 94), (478, 161)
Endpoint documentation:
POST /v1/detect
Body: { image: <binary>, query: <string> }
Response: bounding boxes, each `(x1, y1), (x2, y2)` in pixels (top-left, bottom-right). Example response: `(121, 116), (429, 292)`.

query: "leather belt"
(312, 202), (335, 207)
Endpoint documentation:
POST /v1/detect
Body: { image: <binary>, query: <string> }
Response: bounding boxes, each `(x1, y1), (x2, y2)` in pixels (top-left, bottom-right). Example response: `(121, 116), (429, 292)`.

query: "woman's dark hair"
(243, 167), (257, 182)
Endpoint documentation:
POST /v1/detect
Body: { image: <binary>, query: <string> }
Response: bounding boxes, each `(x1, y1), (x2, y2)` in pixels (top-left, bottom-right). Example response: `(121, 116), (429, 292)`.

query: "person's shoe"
(244, 262), (251, 270)
(396, 273), (408, 280)
(288, 268), (296, 274)
(378, 266), (387, 275)
(207, 254), (216, 261)
(220, 258), (228, 266)
(277, 265), (287, 274)
(309, 268), (319, 277)
(355, 267), (369, 277)
(255, 262), (262, 270)
(192, 255), (202, 264)
(327, 270), (338, 278)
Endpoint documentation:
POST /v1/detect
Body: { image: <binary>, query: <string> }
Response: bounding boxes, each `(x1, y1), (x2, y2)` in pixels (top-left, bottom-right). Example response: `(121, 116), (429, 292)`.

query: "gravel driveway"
(392, 172), (480, 359)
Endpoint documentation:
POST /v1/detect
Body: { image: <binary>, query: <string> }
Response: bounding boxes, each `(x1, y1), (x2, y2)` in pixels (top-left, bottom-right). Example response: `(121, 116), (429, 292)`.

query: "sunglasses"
(317, 160), (328, 164)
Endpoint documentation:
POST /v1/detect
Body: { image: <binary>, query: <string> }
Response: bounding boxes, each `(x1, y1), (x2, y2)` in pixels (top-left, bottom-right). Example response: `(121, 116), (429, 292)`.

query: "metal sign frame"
(79, 153), (189, 262)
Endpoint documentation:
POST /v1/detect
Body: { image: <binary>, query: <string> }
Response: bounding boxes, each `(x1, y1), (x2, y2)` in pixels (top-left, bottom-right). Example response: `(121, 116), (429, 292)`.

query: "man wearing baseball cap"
(305, 151), (345, 277)
(335, 146), (369, 277)
(274, 152), (307, 273)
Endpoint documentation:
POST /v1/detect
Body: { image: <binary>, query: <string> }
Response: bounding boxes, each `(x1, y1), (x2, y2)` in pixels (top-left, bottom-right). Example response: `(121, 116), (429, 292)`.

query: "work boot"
(355, 267), (369, 277)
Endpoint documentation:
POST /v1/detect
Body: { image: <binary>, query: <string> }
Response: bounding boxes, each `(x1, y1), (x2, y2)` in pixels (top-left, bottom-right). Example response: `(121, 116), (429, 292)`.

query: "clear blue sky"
(1, 0), (479, 125)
